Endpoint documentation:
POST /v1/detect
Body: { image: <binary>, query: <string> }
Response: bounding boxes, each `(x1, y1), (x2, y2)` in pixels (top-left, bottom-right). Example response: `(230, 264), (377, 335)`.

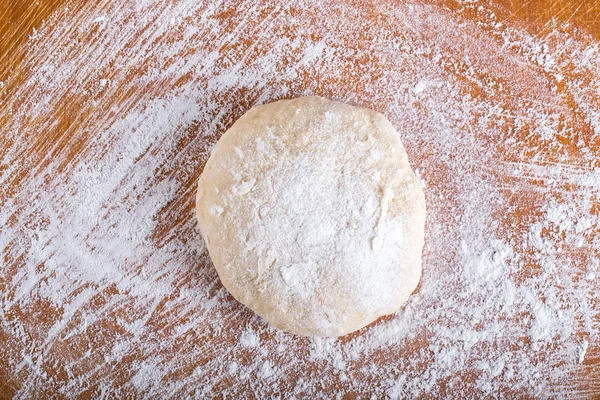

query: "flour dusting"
(1, 0), (599, 398)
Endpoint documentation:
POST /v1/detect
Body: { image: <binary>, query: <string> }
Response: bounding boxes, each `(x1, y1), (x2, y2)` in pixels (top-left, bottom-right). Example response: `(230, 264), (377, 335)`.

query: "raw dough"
(196, 96), (425, 337)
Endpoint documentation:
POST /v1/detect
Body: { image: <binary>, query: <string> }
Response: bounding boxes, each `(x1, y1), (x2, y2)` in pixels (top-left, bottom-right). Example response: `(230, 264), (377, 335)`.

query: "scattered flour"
(0, 0), (599, 398)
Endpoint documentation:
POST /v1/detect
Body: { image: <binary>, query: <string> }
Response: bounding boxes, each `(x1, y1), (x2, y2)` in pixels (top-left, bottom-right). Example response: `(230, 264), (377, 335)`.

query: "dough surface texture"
(196, 96), (426, 337)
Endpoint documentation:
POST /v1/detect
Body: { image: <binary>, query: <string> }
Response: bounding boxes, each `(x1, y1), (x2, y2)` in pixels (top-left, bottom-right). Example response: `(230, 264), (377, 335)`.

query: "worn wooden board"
(1, 0), (599, 398)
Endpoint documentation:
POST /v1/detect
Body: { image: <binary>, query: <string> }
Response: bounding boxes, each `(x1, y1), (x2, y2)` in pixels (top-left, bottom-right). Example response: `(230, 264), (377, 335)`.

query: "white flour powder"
(1, 0), (599, 398)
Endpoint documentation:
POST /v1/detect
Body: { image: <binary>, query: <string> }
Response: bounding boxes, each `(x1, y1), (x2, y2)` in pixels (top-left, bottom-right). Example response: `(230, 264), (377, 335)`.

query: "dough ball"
(196, 96), (426, 337)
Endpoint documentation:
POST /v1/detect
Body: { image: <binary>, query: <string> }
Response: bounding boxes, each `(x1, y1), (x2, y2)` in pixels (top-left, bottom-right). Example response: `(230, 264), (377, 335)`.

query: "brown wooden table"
(1, 0), (599, 398)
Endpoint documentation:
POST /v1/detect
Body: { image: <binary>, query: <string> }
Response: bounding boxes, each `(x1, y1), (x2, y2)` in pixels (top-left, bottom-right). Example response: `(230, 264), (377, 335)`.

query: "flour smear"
(1, 0), (599, 398)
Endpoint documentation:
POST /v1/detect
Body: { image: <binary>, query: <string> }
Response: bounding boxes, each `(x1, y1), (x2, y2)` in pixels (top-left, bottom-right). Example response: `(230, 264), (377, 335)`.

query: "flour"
(1, 0), (599, 398)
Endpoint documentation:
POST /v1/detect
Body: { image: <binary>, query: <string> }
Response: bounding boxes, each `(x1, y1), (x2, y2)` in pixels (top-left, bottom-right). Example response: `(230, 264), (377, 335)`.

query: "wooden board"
(1, 0), (599, 398)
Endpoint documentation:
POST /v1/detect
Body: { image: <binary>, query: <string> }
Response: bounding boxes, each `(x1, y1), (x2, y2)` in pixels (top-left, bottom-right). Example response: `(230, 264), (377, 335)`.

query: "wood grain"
(1, 0), (599, 398)
(2, 0), (600, 81)
(0, 0), (65, 81)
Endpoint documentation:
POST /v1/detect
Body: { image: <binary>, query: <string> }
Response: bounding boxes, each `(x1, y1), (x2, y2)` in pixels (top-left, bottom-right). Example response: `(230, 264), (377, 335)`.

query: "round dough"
(196, 96), (426, 337)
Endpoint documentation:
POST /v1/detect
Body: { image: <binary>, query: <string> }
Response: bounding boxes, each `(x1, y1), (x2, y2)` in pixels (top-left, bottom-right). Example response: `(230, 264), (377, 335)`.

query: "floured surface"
(1, 0), (599, 397)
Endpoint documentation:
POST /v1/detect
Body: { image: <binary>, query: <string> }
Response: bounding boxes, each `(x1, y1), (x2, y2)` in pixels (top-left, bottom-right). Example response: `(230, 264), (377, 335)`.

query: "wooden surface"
(1, 0), (599, 398)
(2, 0), (600, 74)
(3, 0), (600, 76)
